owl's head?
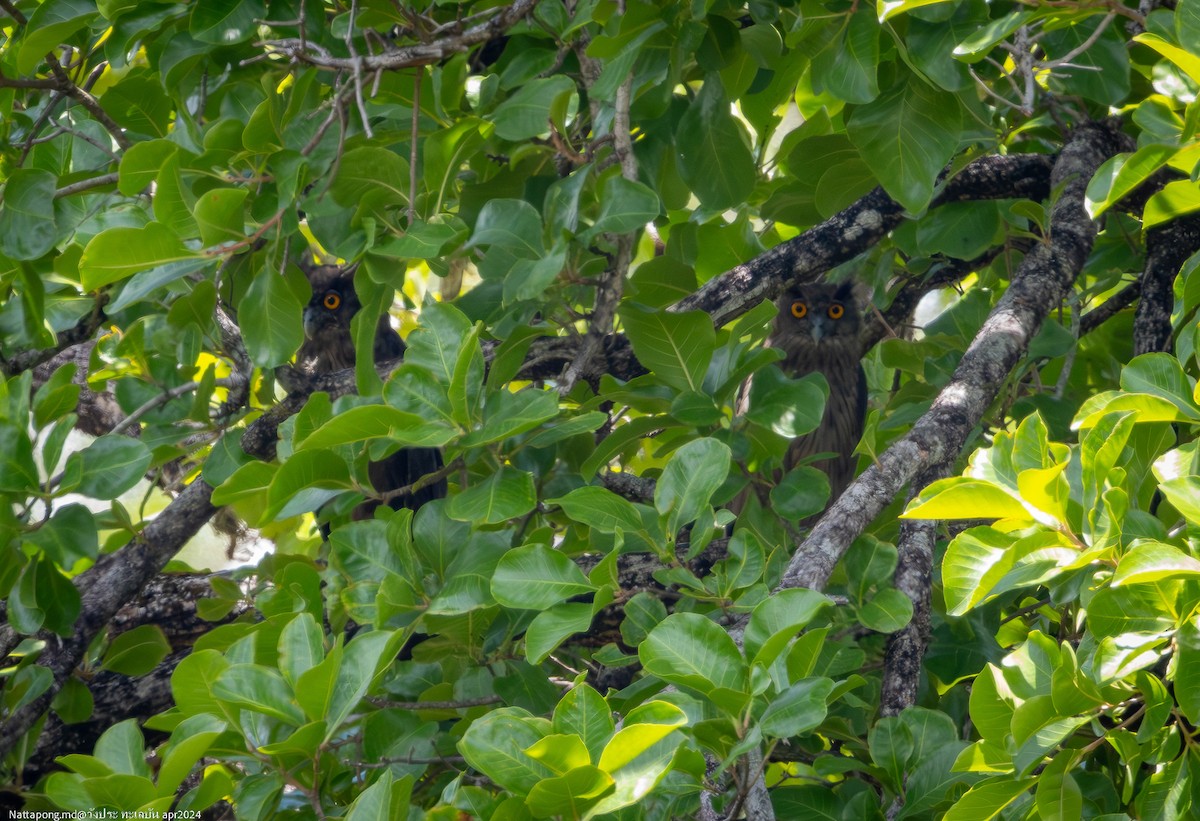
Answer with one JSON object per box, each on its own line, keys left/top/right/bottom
{"left": 774, "top": 281, "right": 861, "bottom": 345}
{"left": 302, "top": 263, "right": 363, "bottom": 339}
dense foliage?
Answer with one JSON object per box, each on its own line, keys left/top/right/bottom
{"left": 2, "top": 0, "right": 1200, "bottom": 818}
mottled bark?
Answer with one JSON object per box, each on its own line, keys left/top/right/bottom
{"left": 1136, "top": 214, "right": 1200, "bottom": 355}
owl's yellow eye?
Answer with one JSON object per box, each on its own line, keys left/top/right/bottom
{"left": 828, "top": 303, "right": 844, "bottom": 319}
{"left": 323, "top": 292, "right": 341, "bottom": 310}
{"left": 790, "top": 301, "right": 807, "bottom": 319}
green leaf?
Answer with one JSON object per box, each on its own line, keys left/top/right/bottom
{"left": 847, "top": 77, "right": 963, "bottom": 212}
{"left": 526, "top": 765, "right": 614, "bottom": 818}
{"left": 744, "top": 589, "right": 832, "bottom": 669}
{"left": 375, "top": 220, "right": 464, "bottom": 260}
{"left": 553, "top": 684, "right": 615, "bottom": 763}
{"left": 1179, "top": 0, "right": 1200, "bottom": 45}
{"left": 458, "top": 707, "right": 555, "bottom": 794}
{"left": 213, "top": 664, "right": 306, "bottom": 725}
{"left": 0, "top": 424, "right": 39, "bottom": 493}
{"left": 240, "top": 269, "right": 305, "bottom": 368}
{"left": 812, "top": 9, "right": 879, "bottom": 104}
{"left": 1042, "top": 17, "right": 1129, "bottom": 105}
{"left": 547, "top": 486, "right": 644, "bottom": 533}
{"left": 953, "top": 12, "right": 1034, "bottom": 62}
{"left": 330, "top": 147, "right": 409, "bottom": 208}
{"left": 760, "top": 677, "right": 835, "bottom": 738}
{"left": 585, "top": 174, "right": 661, "bottom": 239}
{"left": 10, "top": 555, "right": 81, "bottom": 635}
{"left": 525, "top": 602, "right": 596, "bottom": 663}
{"left": 1088, "top": 582, "right": 1180, "bottom": 639}
{"left": 80, "top": 223, "right": 200, "bottom": 291}
{"left": 423, "top": 117, "right": 492, "bottom": 203}
{"left": 469, "top": 199, "right": 544, "bottom": 258}
{"left": 156, "top": 715, "right": 224, "bottom": 797}
{"left": 941, "top": 527, "right": 1014, "bottom": 617}
{"left": 1175, "top": 619, "right": 1200, "bottom": 724}
{"left": 0, "top": 169, "right": 58, "bottom": 260}
{"left": 94, "top": 719, "right": 152, "bottom": 778}
{"left": 117, "top": 140, "right": 178, "bottom": 197}
{"left": 493, "top": 76, "right": 577, "bottom": 140}
{"left": 640, "top": 613, "right": 749, "bottom": 716}
{"left": 1085, "top": 145, "right": 1177, "bottom": 219}
{"left": 404, "top": 302, "right": 473, "bottom": 383}
{"left": 903, "top": 478, "right": 1032, "bottom": 521}
{"left": 858, "top": 588, "right": 915, "bottom": 633}
{"left": 101, "top": 76, "right": 173, "bottom": 137}
{"left": 190, "top": 0, "right": 266, "bottom": 44}
{"left": 194, "top": 188, "right": 248, "bottom": 247}
{"left": 943, "top": 776, "right": 1035, "bottom": 820}
{"left": 462, "top": 388, "right": 559, "bottom": 447}
{"left": 1113, "top": 541, "right": 1200, "bottom": 586}
{"left": 654, "top": 437, "right": 731, "bottom": 533}
{"left": 747, "top": 366, "right": 827, "bottom": 438}
{"left": 299, "top": 405, "right": 455, "bottom": 450}
{"left": 171, "top": 649, "right": 229, "bottom": 716}
{"left": 210, "top": 461, "right": 276, "bottom": 508}
{"left": 278, "top": 613, "right": 325, "bottom": 687}
{"left": 295, "top": 644, "right": 340, "bottom": 724}
{"left": 769, "top": 465, "right": 831, "bottom": 521}
{"left": 493, "top": 543, "right": 597, "bottom": 610}
{"left": 878, "top": 0, "right": 955, "bottom": 21}
{"left": 675, "top": 80, "right": 757, "bottom": 209}
{"left": 1161, "top": 477, "right": 1200, "bottom": 525}
{"left": 1073, "top": 390, "right": 1196, "bottom": 428}
{"left": 1121, "top": 353, "right": 1200, "bottom": 416}
{"left": 265, "top": 449, "right": 351, "bottom": 520}
{"left": 502, "top": 247, "right": 568, "bottom": 305}
{"left": 384, "top": 364, "right": 455, "bottom": 423}
{"left": 25, "top": 504, "right": 98, "bottom": 568}
{"left": 447, "top": 467, "right": 537, "bottom": 524}
{"left": 345, "top": 770, "right": 395, "bottom": 821}
{"left": 591, "top": 702, "right": 686, "bottom": 815}
{"left": 64, "top": 435, "right": 152, "bottom": 499}
{"left": 1146, "top": 178, "right": 1200, "bottom": 228}
{"left": 1135, "top": 33, "right": 1200, "bottom": 85}
{"left": 101, "top": 625, "right": 171, "bottom": 676}
{"left": 327, "top": 631, "right": 398, "bottom": 735}
{"left": 17, "top": 0, "right": 98, "bottom": 74}
{"left": 619, "top": 304, "right": 715, "bottom": 393}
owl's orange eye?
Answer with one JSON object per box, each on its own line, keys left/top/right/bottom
{"left": 828, "top": 303, "right": 844, "bottom": 319}
{"left": 790, "top": 301, "right": 807, "bottom": 319}
{"left": 323, "top": 292, "right": 341, "bottom": 310}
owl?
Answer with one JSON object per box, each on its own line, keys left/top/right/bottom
{"left": 297, "top": 263, "right": 446, "bottom": 518}
{"left": 767, "top": 281, "right": 867, "bottom": 506}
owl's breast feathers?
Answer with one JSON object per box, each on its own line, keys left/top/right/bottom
{"left": 295, "top": 266, "right": 445, "bottom": 516}
{"left": 781, "top": 338, "right": 867, "bottom": 502}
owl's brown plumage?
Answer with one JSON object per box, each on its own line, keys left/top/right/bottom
{"left": 298, "top": 263, "right": 446, "bottom": 519}
{"left": 768, "top": 281, "right": 867, "bottom": 504}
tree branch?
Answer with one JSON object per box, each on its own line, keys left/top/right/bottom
{"left": 256, "top": 0, "right": 537, "bottom": 71}
{"left": 1136, "top": 214, "right": 1200, "bottom": 355}
{"left": 674, "top": 153, "right": 1053, "bottom": 328}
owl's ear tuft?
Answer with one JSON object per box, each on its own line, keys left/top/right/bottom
{"left": 834, "top": 278, "right": 873, "bottom": 308}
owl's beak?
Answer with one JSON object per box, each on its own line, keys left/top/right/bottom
{"left": 809, "top": 318, "right": 828, "bottom": 342}
{"left": 302, "top": 306, "right": 320, "bottom": 340}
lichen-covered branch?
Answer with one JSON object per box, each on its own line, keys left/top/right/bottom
{"left": 674, "top": 153, "right": 1053, "bottom": 328}
{"left": 1136, "top": 214, "right": 1200, "bottom": 355}
{"left": 257, "top": 0, "right": 537, "bottom": 71}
